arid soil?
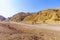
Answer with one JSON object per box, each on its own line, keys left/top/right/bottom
{"left": 0, "top": 21, "right": 60, "bottom": 40}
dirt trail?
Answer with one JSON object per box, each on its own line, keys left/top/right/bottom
{"left": 9, "top": 22, "right": 60, "bottom": 31}
{"left": 0, "top": 21, "right": 60, "bottom": 31}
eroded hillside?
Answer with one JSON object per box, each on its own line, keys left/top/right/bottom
{"left": 9, "top": 12, "right": 31, "bottom": 22}
{"left": 23, "top": 9, "right": 60, "bottom": 23}
{"left": 9, "top": 8, "right": 60, "bottom": 24}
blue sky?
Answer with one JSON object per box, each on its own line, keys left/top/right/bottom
{"left": 0, "top": 0, "right": 60, "bottom": 18}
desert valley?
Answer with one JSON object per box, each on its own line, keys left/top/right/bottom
{"left": 0, "top": 8, "right": 60, "bottom": 40}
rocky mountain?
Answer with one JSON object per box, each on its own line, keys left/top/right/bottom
{"left": 23, "top": 8, "right": 60, "bottom": 24}
{"left": 9, "top": 8, "right": 60, "bottom": 24}
{"left": 9, "top": 12, "right": 31, "bottom": 22}
{"left": 0, "top": 15, "right": 6, "bottom": 21}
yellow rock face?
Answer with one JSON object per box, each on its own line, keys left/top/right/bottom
{"left": 23, "top": 9, "right": 60, "bottom": 23}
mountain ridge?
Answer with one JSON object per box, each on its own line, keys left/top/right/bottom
{"left": 1, "top": 8, "right": 60, "bottom": 24}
